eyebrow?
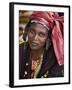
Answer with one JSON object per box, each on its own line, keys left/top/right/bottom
{"left": 29, "top": 27, "right": 48, "bottom": 37}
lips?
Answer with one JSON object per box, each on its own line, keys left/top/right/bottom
{"left": 31, "top": 42, "right": 39, "bottom": 46}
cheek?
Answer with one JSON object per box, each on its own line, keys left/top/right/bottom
{"left": 39, "top": 37, "right": 47, "bottom": 46}
{"left": 28, "top": 32, "right": 33, "bottom": 39}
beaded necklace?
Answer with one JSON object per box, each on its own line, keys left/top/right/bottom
{"left": 31, "top": 52, "right": 44, "bottom": 78}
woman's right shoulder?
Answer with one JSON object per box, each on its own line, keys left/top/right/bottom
{"left": 19, "top": 42, "right": 24, "bottom": 56}
{"left": 19, "top": 42, "right": 29, "bottom": 52}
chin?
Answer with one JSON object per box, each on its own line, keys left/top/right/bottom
{"left": 30, "top": 47, "right": 39, "bottom": 50}
{"left": 29, "top": 45, "right": 40, "bottom": 50}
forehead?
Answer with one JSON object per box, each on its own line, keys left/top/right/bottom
{"left": 29, "top": 23, "right": 48, "bottom": 33}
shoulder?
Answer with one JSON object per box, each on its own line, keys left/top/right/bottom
{"left": 19, "top": 43, "right": 24, "bottom": 57}
{"left": 44, "top": 45, "right": 57, "bottom": 65}
{"left": 19, "top": 42, "right": 30, "bottom": 63}
{"left": 43, "top": 46, "right": 64, "bottom": 77}
{"left": 49, "top": 64, "right": 64, "bottom": 77}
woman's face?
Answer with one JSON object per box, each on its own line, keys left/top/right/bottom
{"left": 28, "top": 23, "right": 48, "bottom": 50}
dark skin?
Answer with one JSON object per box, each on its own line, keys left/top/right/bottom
{"left": 28, "top": 23, "right": 48, "bottom": 60}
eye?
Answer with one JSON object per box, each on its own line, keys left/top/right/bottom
{"left": 39, "top": 33, "right": 46, "bottom": 37}
{"left": 29, "top": 29, "right": 35, "bottom": 35}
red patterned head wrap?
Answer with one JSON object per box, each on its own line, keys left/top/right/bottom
{"left": 30, "top": 11, "right": 64, "bottom": 66}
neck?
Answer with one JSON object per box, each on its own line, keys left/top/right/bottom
{"left": 30, "top": 49, "right": 44, "bottom": 61}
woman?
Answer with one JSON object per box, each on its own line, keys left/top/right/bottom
{"left": 19, "top": 11, "right": 64, "bottom": 79}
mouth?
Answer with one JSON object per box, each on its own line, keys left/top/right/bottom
{"left": 31, "top": 42, "right": 39, "bottom": 46}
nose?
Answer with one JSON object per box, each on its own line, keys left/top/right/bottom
{"left": 34, "top": 34, "right": 38, "bottom": 41}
